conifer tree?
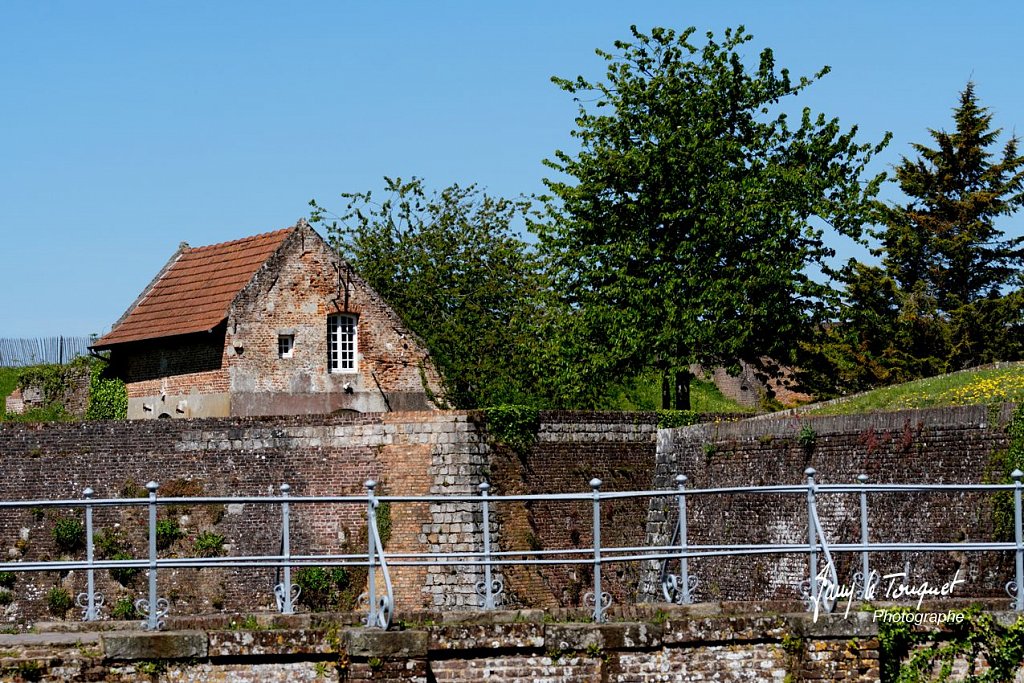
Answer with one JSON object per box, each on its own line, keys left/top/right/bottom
{"left": 874, "top": 83, "right": 1024, "bottom": 369}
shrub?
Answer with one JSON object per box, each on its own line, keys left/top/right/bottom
{"left": 155, "top": 519, "right": 183, "bottom": 550}
{"left": 0, "top": 572, "right": 16, "bottom": 589}
{"left": 295, "top": 567, "right": 355, "bottom": 612}
{"left": 85, "top": 362, "right": 127, "bottom": 420}
{"left": 111, "top": 596, "right": 138, "bottom": 620}
{"left": 109, "top": 552, "right": 139, "bottom": 585}
{"left": 192, "top": 531, "right": 225, "bottom": 558}
{"left": 52, "top": 517, "right": 85, "bottom": 553}
{"left": 47, "top": 587, "right": 72, "bottom": 617}
{"left": 0, "top": 590, "right": 12, "bottom": 606}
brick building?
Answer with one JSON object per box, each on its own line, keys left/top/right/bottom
{"left": 91, "top": 220, "right": 443, "bottom": 419}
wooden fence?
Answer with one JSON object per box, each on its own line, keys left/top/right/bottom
{"left": 0, "top": 337, "right": 93, "bottom": 367}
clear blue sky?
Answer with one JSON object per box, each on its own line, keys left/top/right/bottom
{"left": 3, "top": 2, "right": 1023, "bottom": 337}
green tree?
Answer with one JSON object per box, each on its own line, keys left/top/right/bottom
{"left": 536, "top": 26, "right": 888, "bottom": 408}
{"left": 873, "top": 82, "right": 1024, "bottom": 369}
{"left": 800, "top": 261, "right": 949, "bottom": 396}
{"left": 310, "top": 178, "right": 547, "bottom": 409}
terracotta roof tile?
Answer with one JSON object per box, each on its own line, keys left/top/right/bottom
{"left": 93, "top": 227, "right": 293, "bottom": 348}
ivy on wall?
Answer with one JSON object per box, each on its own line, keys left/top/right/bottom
{"left": 879, "top": 607, "right": 1024, "bottom": 682}
{"left": 988, "top": 404, "right": 1024, "bottom": 541}
{"left": 5, "top": 357, "right": 127, "bottom": 421}
{"left": 483, "top": 405, "right": 540, "bottom": 454}
{"left": 85, "top": 360, "right": 126, "bottom": 420}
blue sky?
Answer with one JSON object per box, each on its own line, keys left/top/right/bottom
{"left": 3, "top": 2, "right": 1023, "bottom": 337}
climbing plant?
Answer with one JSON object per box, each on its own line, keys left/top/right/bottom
{"left": 879, "top": 607, "right": 1024, "bottom": 682}
{"left": 85, "top": 360, "right": 126, "bottom": 420}
{"left": 989, "top": 404, "right": 1024, "bottom": 541}
{"left": 483, "top": 405, "right": 540, "bottom": 454}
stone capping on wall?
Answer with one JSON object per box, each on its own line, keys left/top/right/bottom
{"left": 0, "top": 606, "right": 888, "bottom": 681}
{"left": 660, "top": 402, "right": 1016, "bottom": 444}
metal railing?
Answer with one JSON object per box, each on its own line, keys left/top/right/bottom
{"left": 0, "top": 470, "right": 1021, "bottom": 630}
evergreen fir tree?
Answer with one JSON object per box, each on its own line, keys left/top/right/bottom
{"left": 873, "top": 83, "right": 1024, "bottom": 370}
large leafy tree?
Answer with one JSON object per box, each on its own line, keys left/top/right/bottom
{"left": 536, "top": 26, "right": 888, "bottom": 408}
{"left": 310, "top": 178, "right": 547, "bottom": 409}
{"left": 873, "top": 83, "right": 1024, "bottom": 370}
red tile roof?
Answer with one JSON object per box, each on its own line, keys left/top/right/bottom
{"left": 93, "top": 227, "right": 293, "bottom": 348}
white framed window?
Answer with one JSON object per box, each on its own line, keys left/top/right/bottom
{"left": 278, "top": 334, "right": 294, "bottom": 359}
{"left": 328, "top": 314, "right": 357, "bottom": 373}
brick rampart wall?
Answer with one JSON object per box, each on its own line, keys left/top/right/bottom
{"left": 0, "top": 412, "right": 487, "bottom": 621}
{"left": 488, "top": 412, "right": 658, "bottom": 609}
{"left": 641, "top": 404, "right": 1016, "bottom": 602}
{"left": 0, "top": 404, "right": 1013, "bottom": 625}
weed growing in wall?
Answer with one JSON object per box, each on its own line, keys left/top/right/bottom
{"left": 295, "top": 567, "right": 358, "bottom": 612}
{"left": 46, "top": 587, "right": 72, "bottom": 617}
{"left": 111, "top": 596, "right": 138, "bottom": 620}
{"left": 375, "top": 501, "right": 392, "bottom": 548}
{"left": 155, "top": 519, "right": 183, "bottom": 550}
{"left": 192, "top": 531, "right": 225, "bottom": 558}
{"left": 657, "top": 410, "right": 702, "bottom": 429}
{"left": 798, "top": 425, "right": 817, "bottom": 452}
{"left": 109, "top": 552, "right": 139, "bottom": 585}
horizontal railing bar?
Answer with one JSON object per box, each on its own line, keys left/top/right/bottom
{"left": 0, "top": 539, "right": 1012, "bottom": 575}
{"left": 0, "top": 482, "right": 1010, "bottom": 512}
{"left": 818, "top": 484, "right": 1014, "bottom": 493}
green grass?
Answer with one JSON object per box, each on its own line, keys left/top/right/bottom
{"left": 0, "top": 367, "right": 20, "bottom": 407}
{"left": 809, "top": 363, "right": 1024, "bottom": 416}
{"left": 0, "top": 367, "right": 21, "bottom": 421}
{"left": 606, "top": 371, "right": 752, "bottom": 414}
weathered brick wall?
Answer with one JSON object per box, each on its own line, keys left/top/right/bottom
{"left": 227, "top": 224, "right": 444, "bottom": 415}
{"left": 641, "top": 404, "right": 1016, "bottom": 603}
{"left": 0, "top": 404, "right": 1013, "bottom": 625}
{"left": 0, "top": 609, "right": 885, "bottom": 682}
{"left": 488, "top": 412, "right": 658, "bottom": 610}
{"left": 0, "top": 412, "right": 490, "bottom": 622}
{"left": 116, "top": 328, "right": 229, "bottom": 397}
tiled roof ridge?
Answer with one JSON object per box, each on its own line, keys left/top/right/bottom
{"left": 185, "top": 226, "right": 294, "bottom": 253}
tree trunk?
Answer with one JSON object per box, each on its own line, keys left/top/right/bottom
{"left": 674, "top": 370, "right": 692, "bottom": 411}
{"left": 661, "top": 373, "right": 671, "bottom": 410}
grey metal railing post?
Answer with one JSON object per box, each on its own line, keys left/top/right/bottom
{"left": 589, "top": 478, "right": 607, "bottom": 623}
{"left": 676, "top": 474, "right": 692, "bottom": 604}
{"left": 805, "top": 468, "right": 818, "bottom": 607}
{"left": 279, "top": 484, "right": 294, "bottom": 614}
{"left": 1014, "top": 470, "right": 1023, "bottom": 611}
{"left": 479, "top": 482, "right": 495, "bottom": 609}
{"left": 858, "top": 474, "right": 870, "bottom": 598}
{"left": 365, "top": 480, "right": 378, "bottom": 627}
{"left": 144, "top": 481, "right": 159, "bottom": 630}
{"left": 82, "top": 488, "right": 99, "bottom": 621}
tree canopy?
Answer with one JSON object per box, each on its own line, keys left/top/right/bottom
{"left": 310, "top": 178, "right": 547, "bottom": 409}
{"left": 536, "top": 25, "right": 889, "bottom": 408}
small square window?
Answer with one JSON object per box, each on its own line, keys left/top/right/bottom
{"left": 278, "top": 334, "right": 294, "bottom": 359}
